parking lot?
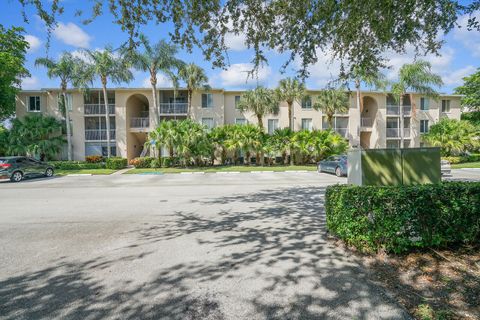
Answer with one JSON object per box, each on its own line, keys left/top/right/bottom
{"left": 2, "top": 170, "right": 475, "bottom": 319}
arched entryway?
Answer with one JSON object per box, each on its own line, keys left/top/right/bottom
{"left": 360, "top": 96, "right": 378, "bottom": 149}
{"left": 126, "top": 94, "right": 150, "bottom": 160}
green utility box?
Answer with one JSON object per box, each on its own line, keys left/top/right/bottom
{"left": 348, "top": 148, "right": 441, "bottom": 186}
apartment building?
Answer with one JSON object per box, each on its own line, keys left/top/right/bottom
{"left": 15, "top": 88, "right": 462, "bottom": 161}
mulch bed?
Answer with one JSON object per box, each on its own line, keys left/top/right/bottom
{"left": 336, "top": 240, "right": 480, "bottom": 319}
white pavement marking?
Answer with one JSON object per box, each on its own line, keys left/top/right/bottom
{"left": 66, "top": 174, "right": 92, "bottom": 176}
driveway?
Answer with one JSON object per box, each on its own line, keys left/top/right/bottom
{"left": 0, "top": 172, "right": 409, "bottom": 319}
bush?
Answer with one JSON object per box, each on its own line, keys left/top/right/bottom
{"left": 325, "top": 182, "right": 480, "bottom": 253}
{"left": 150, "top": 159, "right": 162, "bottom": 168}
{"left": 51, "top": 161, "right": 105, "bottom": 170}
{"left": 105, "top": 157, "right": 127, "bottom": 170}
{"left": 85, "top": 155, "right": 104, "bottom": 163}
{"left": 442, "top": 154, "right": 480, "bottom": 164}
{"left": 441, "top": 156, "right": 462, "bottom": 164}
{"left": 129, "top": 157, "right": 155, "bottom": 168}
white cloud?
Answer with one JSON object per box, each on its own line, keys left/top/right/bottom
{"left": 294, "top": 49, "right": 341, "bottom": 87}
{"left": 442, "top": 65, "right": 477, "bottom": 86}
{"left": 24, "top": 35, "right": 41, "bottom": 52}
{"left": 142, "top": 74, "right": 173, "bottom": 88}
{"left": 53, "top": 22, "right": 91, "bottom": 48}
{"left": 219, "top": 63, "right": 271, "bottom": 87}
{"left": 21, "top": 76, "right": 40, "bottom": 89}
{"left": 453, "top": 13, "right": 480, "bottom": 57}
{"left": 225, "top": 32, "right": 247, "bottom": 51}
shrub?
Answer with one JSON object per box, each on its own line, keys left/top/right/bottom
{"left": 441, "top": 156, "right": 462, "bottom": 164}
{"left": 150, "top": 159, "right": 161, "bottom": 168}
{"left": 325, "top": 182, "right": 480, "bottom": 253}
{"left": 442, "top": 154, "right": 480, "bottom": 164}
{"left": 105, "top": 157, "right": 127, "bottom": 170}
{"left": 129, "top": 157, "right": 155, "bottom": 168}
{"left": 85, "top": 155, "right": 104, "bottom": 163}
{"left": 51, "top": 161, "right": 105, "bottom": 170}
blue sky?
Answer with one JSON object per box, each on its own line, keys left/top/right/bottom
{"left": 2, "top": 1, "right": 479, "bottom": 93}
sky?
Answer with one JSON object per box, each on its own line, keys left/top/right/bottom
{"left": 2, "top": 0, "right": 479, "bottom": 94}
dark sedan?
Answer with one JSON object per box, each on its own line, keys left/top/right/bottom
{"left": 0, "top": 156, "right": 54, "bottom": 182}
{"left": 317, "top": 155, "right": 348, "bottom": 177}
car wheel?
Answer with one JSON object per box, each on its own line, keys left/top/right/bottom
{"left": 45, "top": 168, "right": 54, "bottom": 177}
{"left": 335, "top": 167, "right": 342, "bottom": 177}
{"left": 10, "top": 171, "right": 23, "bottom": 182}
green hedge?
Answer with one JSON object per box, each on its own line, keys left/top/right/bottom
{"left": 51, "top": 161, "right": 105, "bottom": 170}
{"left": 105, "top": 157, "right": 127, "bottom": 170}
{"left": 325, "top": 182, "right": 480, "bottom": 253}
{"left": 442, "top": 154, "right": 480, "bottom": 164}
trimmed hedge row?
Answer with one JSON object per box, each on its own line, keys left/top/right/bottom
{"left": 129, "top": 157, "right": 178, "bottom": 168}
{"left": 105, "top": 157, "right": 128, "bottom": 170}
{"left": 442, "top": 154, "right": 480, "bottom": 164}
{"left": 325, "top": 182, "right": 480, "bottom": 253}
{"left": 51, "top": 161, "right": 105, "bottom": 170}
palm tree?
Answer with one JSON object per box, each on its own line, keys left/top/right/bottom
{"left": 209, "top": 125, "right": 229, "bottom": 165}
{"left": 148, "top": 120, "right": 179, "bottom": 160}
{"left": 125, "top": 35, "right": 184, "bottom": 127}
{"left": 351, "top": 66, "right": 388, "bottom": 113}
{"left": 84, "top": 46, "right": 133, "bottom": 157}
{"left": 6, "top": 114, "right": 65, "bottom": 159}
{"left": 237, "top": 87, "right": 279, "bottom": 130}
{"left": 391, "top": 60, "right": 443, "bottom": 145}
{"left": 313, "top": 88, "right": 349, "bottom": 128}
{"left": 179, "top": 63, "right": 209, "bottom": 116}
{"left": 422, "top": 119, "right": 479, "bottom": 156}
{"left": 275, "top": 78, "right": 306, "bottom": 131}
{"left": 238, "top": 124, "right": 262, "bottom": 165}
{"left": 35, "top": 52, "right": 90, "bottom": 160}
{"left": 271, "top": 128, "right": 293, "bottom": 164}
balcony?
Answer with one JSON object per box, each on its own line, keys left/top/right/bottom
{"left": 386, "top": 128, "right": 399, "bottom": 138}
{"left": 130, "top": 117, "right": 149, "bottom": 130}
{"left": 404, "top": 128, "right": 411, "bottom": 138}
{"left": 84, "top": 104, "right": 115, "bottom": 115}
{"left": 85, "top": 129, "right": 116, "bottom": 141}
{"left": 159, "top": 103, "right": 188, "bottom": 114}
{"left": 387, "top": 105, "right": 411, "bottom": 116}
{"left": 403, "top": 105, "right": 412, "bottom": 116}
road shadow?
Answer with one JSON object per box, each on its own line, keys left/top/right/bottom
{"left": 0, "top": 186, "right": 409, "bottom": 319}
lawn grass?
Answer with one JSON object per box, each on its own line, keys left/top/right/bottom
{"left": 55, "top": 169, "right": 117, "bottom": 176}
{"left": 126, "top": 165, "right": 317, "bottom": 174}
{"left": 451, "top": 161, "right": 480, "bottom": 169}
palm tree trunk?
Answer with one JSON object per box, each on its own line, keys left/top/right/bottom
{"left": 61, "top": 88, "right": 72, "bottom": 161}
{"left": 187, "top": 89, "right": 193, "bottom": 118}
{"left": 101, "top": 78, "right": 111, "bottom": 158}
{"left": 256, "top": 114, "right": 264, "bottom": 131}
{"left": 150, "top": 72, "right": 159, "bottom": 128}
{"left": 355, "top": 79, "right": 362, "bottom": 147}
{"left": 288, "top": 102, "right": 293, "bottom": 131}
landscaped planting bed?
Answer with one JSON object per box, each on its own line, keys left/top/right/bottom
{"left": 325, "top": 182, "right": 480, "bottom": 253}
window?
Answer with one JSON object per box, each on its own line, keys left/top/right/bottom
{"left": 386, "top": 94, "right": 397, "bottom": 106}
{"left": 301, "top": 96, "right": 312, "bottom": 109}
{"left": 301, "top": 118, "right": 313, "bottom": 131}
{"left": 420, "top": 97, "right": 430, "bottom": 110}
{"left": 28, "top": 96, "right": 41, "bottom": 112}
{"left": 420, "top": 120, "right": 429, "bottom": 134}
{"left": 235, "top": 118, "right": 247, "bottom": 125}
{"left": 234, "top": 95, "right": 241, "bottom": 109}
{"left": 267, "top": 119, "right": 279, "bottom": 134}
{"left": 386, "top": 140, "right": 400, "bottom": 149}
{"left": 202, "top": 93, "right": 213, "bottom": 108}
{"left": 85, "top": 143, "right": 116, "bottom": 157}
{"left": 201, "top": 117, "right": 214, "bottom": 129}
{"left": 442, "top": 100, "right": 450, "bottom": 113}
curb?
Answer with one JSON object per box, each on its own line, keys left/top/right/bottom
{"left": 66, "top": 174, "right": 93, "bottom": 177}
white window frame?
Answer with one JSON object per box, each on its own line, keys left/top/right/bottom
{"left": 234, "top": 95, "right": 241, "bottom": 109}
{"left": 28, "top": 96, "right": 41, "bottom": 112}
{"left": 301, "top": 96, "right": 312, "bottom": 109}
{"left": 201, "top": 117, "right": 214, "bottom": 129}
{"left": 267, "top": 119, "right": 279, "bottom": 135}
{"left": 301, "top": 118, "right": 313, "bottom": 131}
{"left": 420, "top": 120, "right": 429, "bottom": 134}
{"left": 235, "top": 118, "right": 247, "bottom": 125}
{"left": 420, "top": 97, "right": 429, "bottom": 111}
{"left": 202, "top": 93, "right": 213, "bottom": 108}
{"left": 441, "top": 99, "right": 450, "bottom": 113}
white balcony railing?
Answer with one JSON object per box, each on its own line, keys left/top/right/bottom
{"left": 404, "top": 128, "right": 411, "bottom": 137}
{"left": 85, "top": 129, "right": 116, "bottom": 141}
{"left": 386, "top": 128, "right": 399, "bottom": 138}
{"left": 84, "top": 104, "right": 115, "bottom": 115}
{"left": 130, "top": 117, "right": 149, "bottom": 128}
{"left": 403, "top": 106, "right": 412, "bottom": 116}
{"left": 361, "top": 117, "right": 373, "bottom": 127}
{"left": 387, "top": 105, "right": 411, "bottom": 116}
{"left": 159, "top": 103, "right": 188, "bottom": 114}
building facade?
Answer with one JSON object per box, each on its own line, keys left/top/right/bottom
{"left": 15, "top": 88, "right": 462, "bottom": 161}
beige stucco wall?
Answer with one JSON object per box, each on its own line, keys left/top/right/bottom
{"left": 190, "top": 89, "right": 225, "bottom": 127}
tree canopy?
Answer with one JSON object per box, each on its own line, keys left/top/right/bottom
{"left": 455, "top": 67, "right": 480, "bottom": 111}
{"left": 14, "top": 0, "right": 479, "bottom": 81}
{"left": 0, "top": 24, "right": 29, "bottom": 121}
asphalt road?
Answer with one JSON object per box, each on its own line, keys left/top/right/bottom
{"left": 0, "top": 172, "right": 414, "bottom": 320}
